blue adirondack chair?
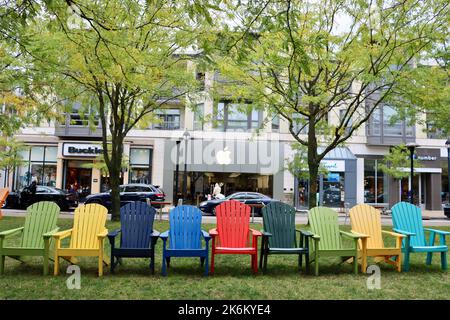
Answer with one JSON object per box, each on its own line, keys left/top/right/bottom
{"left": 391, "top": 202, "right": 449, "bottom": 271}
{"left": 108, "top": 202, "right": 160, "bottom": 274}
{"left": 160, "top": 205, "right": 211, "bottom": 276}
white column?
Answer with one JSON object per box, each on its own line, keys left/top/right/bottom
{"left": 356, "top": 157, "right": 365, "bottom": 204}
{"left": 152, "top": 139, "right": 165, "bottom": 186}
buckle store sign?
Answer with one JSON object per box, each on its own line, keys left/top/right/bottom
{"left": 63, "top": 143, "right": 103, "bottom": 157}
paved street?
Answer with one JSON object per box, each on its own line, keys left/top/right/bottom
{"left": 3, "top": 208, "right": 449, "bottom": 226}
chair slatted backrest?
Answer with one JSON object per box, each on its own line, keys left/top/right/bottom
{"left": 120, "top": 202, "right": 155, "bottom": 249}
{"left": 349, "top": 204, "right": 384, "bottom": 249}
{"left": 70, "top": 203, "right": 108, "bottom": 249}
{"left": 308, "top": 207, "right": 342, "bottom": 250}
{"left": 262, "top": 201, "right": 296, "bottom": 248}
{"left": 169, "top": 205, "right": 202, "bottom": 249}
{"left": 391, "top": 202, "right": 426, "bottom": 247}
{"left": 216, "top": 200, "right": 251, "bottom": 248}
{"left": 21, "top": 201, "right": 60, "bottom": 248}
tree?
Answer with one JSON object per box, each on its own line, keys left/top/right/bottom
{"left": 27, "top": 0, "right": 220, "bottom": 219}
{"left": 211, "top": 0, "right": 449, "bottom": 208}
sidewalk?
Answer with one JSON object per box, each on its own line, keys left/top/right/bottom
{"left": 2, "top": 209, "right": 449, "bottom": 226}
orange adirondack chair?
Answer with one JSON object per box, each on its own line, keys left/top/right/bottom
{"left": 209, "top": 200, "right": 262, "bottom": 274}
{"left": 0, "top": 188, "right": 9, "bottom": 220}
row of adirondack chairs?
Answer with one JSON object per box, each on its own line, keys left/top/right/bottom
{"left": 0, "top": 200, "right": 448, "bottom": 276}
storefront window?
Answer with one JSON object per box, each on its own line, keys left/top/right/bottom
{"left": 14, "top": 146, "right": 58, "bottom": 190}
{"left": 323, "top": 172, "right": 344, "bottom": 207}
{"left": 129, "top": 148, "right": 152, "bottom": 184}
{"left": 364, "top": 159, "right": 387, "bottom": 204}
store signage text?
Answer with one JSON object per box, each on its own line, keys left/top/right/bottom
{"left": 321, "top": 160, "right": 345, "bottom": 172}
{"left": 63, "top": 143, "right": 103, "bottom": 157}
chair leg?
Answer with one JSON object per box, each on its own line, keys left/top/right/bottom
{"left": 403, "top": 251, "right": 410, "bottom": 272}
{"left": 150, "top": 253, "right": 155, "bottom": 275}
{"left": 204, "top": 252, "right": 209, "bottom": 277}
{"left": 396, "top": 254, "right": 402, "bottom": 272}
{"left": 252, "top": 254, "right": 258, "bottom": 274}
{"left": 210, "top": 251, "right": 215, "bottom": 274}
{"left": 259, "top": 239, "right": 264, "bottom": 269}
{"left": 426, "top": 252, "right": 433, "bottom": 265}
{"left": 263, "top": 252, "right": 268, "bottom": 273}
{"left": 98, "top": 256, "right": 103, "bottom": 277}
{"left": 441, "top": 252, "right": 447, "bottom": 270}
{"left": 161, "top": 254, "right": 167, "bottom": 276}
{"left": 305, "top": 253, "right": 310, "bottom": 274}
{"left": 110, "top": 256, "right": 115, "bottom": 274}
{"left": 54, "top": 253, "right": 59, "bottom": 276}
{"left": 0, "top": 255, "right": 4, "bottom": 275}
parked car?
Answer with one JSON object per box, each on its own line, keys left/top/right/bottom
{"left": 199, "top": 192, "right": 276, "bottom": 216}
{"left": 443, "top": 203, "right": 450, "bottom": 219}
{"left": 5, "top": 186, "right": 78, "bottom": 211}
{"left": 84, "top": 183, "right": 165, "bottom": 211}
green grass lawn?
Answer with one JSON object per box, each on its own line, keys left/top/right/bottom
{"left": 0, "top": 216, "right": 449, "bottom": 300}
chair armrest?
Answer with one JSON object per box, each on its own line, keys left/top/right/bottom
{"left": 393, "top": 228, "right": 415, "bottom": 236}
{"left": 424, "top": 228, "right": 450, "bottom": 236}
{"left": 97, "top": 229, "right": 108, "bottom": 239}
{"left": 209, "top": 228, "right": 218, "bottom": 237}
{"left": 53, "top": 229, "right": 73, "bottom": 240}
{"left": 382, "top": 230, "right": 406, "bottom": 238}
{"left": 151, "top": 229, "right": 160, "bottom": 237}
{"left": 159, "top": 230, "right": 169, "bottom": 239}
{"left": 261, "top": 230, "right": 272, "bottom": 237}
{"left": 0, "top": 227, "right": 24, "bottom": 238}
{"left": 201, "top": 230, "right": 211, "bottom": 240}
{"left": 107, "top": 228, "right": 121, "bottom": 239}
{"left": 298, "top": 229, "right": 314, "bottom": 237}
{"left": 43, "top": 227, "right": 60, "bottom": 239}
{"left": 250, "top": 228, "right": 262, "bottom": 237}
{"left": 341, "top": 230, "right": 369, "bottom": 239}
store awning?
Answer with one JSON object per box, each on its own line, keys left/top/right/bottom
{"left": 318, "top": 147, "right": 357, "bottom": 160}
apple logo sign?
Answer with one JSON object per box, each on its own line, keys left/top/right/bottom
{"left": 216, "top": 147, "right": 232, "bottom": 165}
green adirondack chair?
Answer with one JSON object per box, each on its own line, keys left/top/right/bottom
{"left": 306, "top": 206, "right": 369, "bottom": 276}
{"left": 260, "top": 201, "right": 315, "bottom": 274}
{"left": 0, "top": 201, "right": 60, "bottom": 275}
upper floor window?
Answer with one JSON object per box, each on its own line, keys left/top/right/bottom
{"left": 271, "top": 116, "right": 280, "bottom": 132}
{"left": 69, "top": 103, "right": 99, "bottom": 127}
{"left": 367, "top": 105, "right": 414, "bottom": 137}
{"left": 193, "top": 103, "right": 204, "bottom": 131}
{"left": 213, "top": 101, "right": 261, "bottom": 131}
{"left": 152, "top": 108, "right": 181, "bottom": 130}
{"left": 292, "top": 113, "right": 308, "bottom": 135}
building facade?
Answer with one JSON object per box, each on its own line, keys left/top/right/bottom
{"left": 1, "top": 70, "right": 448, "bottom": 211}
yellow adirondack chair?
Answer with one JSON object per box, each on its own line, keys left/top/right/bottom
{"left": 53, "top": 204, "right": 109, "bottom": 276}
{"left": 349, "top": 204, "right": 405, "bottom": 272}
{"left": 0, "top": 188, "right": 9, "bottom": 220}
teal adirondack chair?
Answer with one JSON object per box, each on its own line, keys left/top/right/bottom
{"left": 260, "top": 201, "right": 314, "bottom": 274}
{"left": 306, "top": 206, "right": 369, "bottom": 275}
{"left": 0, "top": 201, "right": 60, "bottom": 275}
{"left": 391, "top": 202, "right": 449, "bottom": 271}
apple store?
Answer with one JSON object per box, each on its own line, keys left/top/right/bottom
{"left": 162, "top": 138, "right": 285, "bottom": 205}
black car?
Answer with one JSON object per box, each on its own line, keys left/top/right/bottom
{"left": 443, "top": 203, "right": 450, "bottom": 219}
{"left": 84, "top": 183, "right": 165, "bottom": 211}
{"left": 199, "top": 192, "right": 276, "bottom": 216}
{"left": 5, "top": 186, "right": 78, "bottom": 211}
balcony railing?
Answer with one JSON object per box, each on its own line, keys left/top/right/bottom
{"left": 150, "top": 121, "right": 181, "bottom": 130}
{"left": 55, "top": 113, "right": 102, "bottom": 137}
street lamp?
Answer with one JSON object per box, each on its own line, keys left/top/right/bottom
{"left": 182, "top": 129, "right": 190, "bottom": 201}
{"left": 406, "top": 142, "right": 419, "bottom": 204}
{"left": 445, "top": 139, "right": 450, "bottom": 203}
{"left": 174, "top": 140, "right": 181, "bottom": 205}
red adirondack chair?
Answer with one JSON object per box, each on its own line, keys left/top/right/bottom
{"left": 209, "top": 200, "right": 262, "bottom": 274}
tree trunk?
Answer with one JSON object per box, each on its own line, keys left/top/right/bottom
{"left": 108, "top": 134, "right": 124, "bottom": 221}
{"left": 307, "top": 112, "right": 319, "bottom": 209}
